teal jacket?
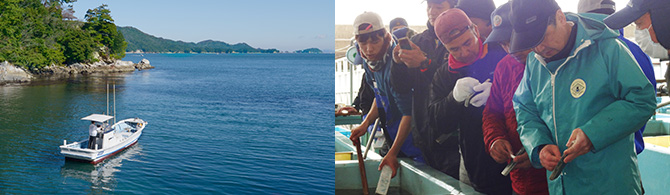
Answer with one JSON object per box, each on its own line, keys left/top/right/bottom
{"left": 513, "top": 13, "right": 656, "bottom": 194}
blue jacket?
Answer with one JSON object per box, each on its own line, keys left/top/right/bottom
{"left": 513, "top": 13, "right": 656, "bottom": 194}
{"left": 363, "top": 43, "right": 422, "bottom": 159}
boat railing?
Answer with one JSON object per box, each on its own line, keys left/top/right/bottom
{"left": 335, "top": 57, "right": 365, "bottom": 105}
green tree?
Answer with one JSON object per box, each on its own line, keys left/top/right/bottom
{"left": 0, "top": 0, "right": 66, "bottom": 70}
{"left": 110, "top": 30, "right": 127, "bottom": 58}
{"left": 83, "top": 4, "right": 126, "bottom": 60}
{"left": 59, "top": 29, "right": 96, "bottom": 64}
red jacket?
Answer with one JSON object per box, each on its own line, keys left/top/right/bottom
{"left": 482, "top": 55, "right": 548, "bottom": 195}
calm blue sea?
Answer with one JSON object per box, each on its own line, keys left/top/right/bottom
{"left": 0, "top": 53, "right": 334, "bottom": 194}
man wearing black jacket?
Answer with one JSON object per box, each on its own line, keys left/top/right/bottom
{"left": 391, "top": 0, "right": 460, "bottom": 179}
{"left": 429, "top": 8, "right": 512, "bottom": 194}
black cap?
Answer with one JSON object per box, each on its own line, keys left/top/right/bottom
{"left": 389, "top": 17, "right": 408, "bottom": 31}
{"left": 484, "top": 2, "right": 512, "bottom": 45}
{"left": 455, "top": 0, "right": 495, "bottom": 21}
{"left": 509, "top": 0, "right": 560, "bottom": 53}
{"left": 605, "top": 0, "right": 670, "bottom": 49}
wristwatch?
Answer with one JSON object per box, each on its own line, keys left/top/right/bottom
{"left": 420, "top": 57, "right": 430, "bottom": 71}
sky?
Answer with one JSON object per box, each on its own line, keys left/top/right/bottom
{"left": 335, "top": 0, "right": 631, "bottom": 26}
{"left": 71, "top": 0, "right": 335, "bottom": 52}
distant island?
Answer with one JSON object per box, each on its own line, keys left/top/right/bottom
{"left": 294, "top": 48, "right": 323, "bottom": 54}
{"left": 118, "top": 26, "right": 280, "bottom": 54}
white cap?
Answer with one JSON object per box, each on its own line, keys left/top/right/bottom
{"left": 578, "top": 0, "right": 616, "bottom": 14}
{"left": 353, "top": 12, "right": 385, "bottom": 35}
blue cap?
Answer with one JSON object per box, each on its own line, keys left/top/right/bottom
{"left": 509, "top": 0, "right": 560, "bottom": 53}
{"left": 605, "top": 0, "right": 670, "bottom": 48}
{"left": 389, "top": 17, "right": 408, "bottom": 31}
{"left": 484, "top": 2, "right": 512, "bottom": 45}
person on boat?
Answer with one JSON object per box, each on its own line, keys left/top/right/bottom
{"left": 481, "top": 3, "right": 549, "bottom": 195}
{"left": 509, "top": 0, "right": 656, "bottom": 193}
{"left": 88, "top": 121, "right": 98, "bottom": 149}
{"left": 388, "top": 17, "right": 416, "bottom": 40}
{"left": 348, "top": 11, "right": 424, "bottom": 179}
{"left": 604, "top": 0, "right": 670, "bottom": 51}
{"left": 390, "top": 0, "right": 461, "bottom": 179}
{"left": 602, "top": 0, "right": 670, "bottom": 93}
{"left": 454, "top": 0, "right": 495, "bottom": 40}
{"left": 429, "top": 8, "right": 511, "bottom": 194}
{"left": 578, "top": 0, "right": 656, "bottom": 155}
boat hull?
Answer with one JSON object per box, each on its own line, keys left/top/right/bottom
{"left": 60, "top": 118, "right": 145, "bottom": 164}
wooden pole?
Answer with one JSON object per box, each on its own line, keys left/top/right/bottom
{"left": 355, "top": 138, "right": 369, "bottom": 195}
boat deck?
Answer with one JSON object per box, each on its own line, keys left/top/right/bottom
{"left": 335, "top": 132, "right": 482, "bottom": 195}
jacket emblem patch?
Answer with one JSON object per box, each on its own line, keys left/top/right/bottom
{"left": 570, "top": 78, "right": 586, "bottom": 98}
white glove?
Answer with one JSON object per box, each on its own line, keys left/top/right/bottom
{"left": 453, "top": 77, "right": 480, "bottom": 102}
{"left": 470, "top": 80, "right": 492, "bottom": 107}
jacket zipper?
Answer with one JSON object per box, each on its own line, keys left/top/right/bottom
{"left": 551, "top": 75, "right": 558, "bottom": 144}
{"left": 538, "top": 40, "right": 592, "bottom": 145}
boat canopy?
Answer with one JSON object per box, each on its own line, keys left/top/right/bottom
{"left": 81, "top": 114, "right": 114, "bottom": 122}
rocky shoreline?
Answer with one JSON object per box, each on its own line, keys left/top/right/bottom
{"left": 0, "top": 59, "right": 154, "bottom": 85}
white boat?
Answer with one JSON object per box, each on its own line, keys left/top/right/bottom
{"left": 60, "top": 114, "right": 147, "bottom": 164}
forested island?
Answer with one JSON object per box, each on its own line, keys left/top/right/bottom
{"left": 294, "top": 48, "right": 323, "bottom": 53}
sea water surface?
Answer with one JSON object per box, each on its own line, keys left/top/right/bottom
{"left": 0, "top": 53, "right": 334, "bottom": 194}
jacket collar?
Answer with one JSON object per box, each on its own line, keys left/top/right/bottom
{"left": 534, "top": 13, "right": 612, "bottom": 73}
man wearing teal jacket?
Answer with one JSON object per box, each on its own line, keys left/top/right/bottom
{"left": 509, "top": 0, "right": 656, "bottom": 194}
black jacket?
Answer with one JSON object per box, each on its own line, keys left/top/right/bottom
{"left": 391, "top": 23, "right": 460, "bottom": 178}
{"left": 428, "top": 44, "right": 511, "bottom": 194}
{"left": 353, "top": 72, "right": 375, "bottom": 116}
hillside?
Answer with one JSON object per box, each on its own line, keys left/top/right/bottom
{"left": 118, "top": 26, "right": 278, "bottom": 53}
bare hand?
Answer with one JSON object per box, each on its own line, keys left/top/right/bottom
{"left": 392, "top": 45, "right": 402, "bottom": 64}
{"left": 489, "top": 139, "right": 513, "bottom": 163}
{"left": 539, "top": 144, "right": 561, "bottom": 171}
{"left": 513, "top": 152, "right": 531, "bottom": 169}
{"left": 397, "top": 41, "right": 426, "bottom": 68}
{"left": 379, "top": 154, "right": 400, "bottom": 178}
{"left": 335, "top": 106, "right": 359, "bottom": 116}
{"left": 349, "top": 124, "right": 368, "bottom": 146}
{"left": 563, "top": 128, "right": 593, "bottom": 163}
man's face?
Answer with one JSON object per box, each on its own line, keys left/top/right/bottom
{"left": 427, "top": 1, "right": 452, "bottom": 26}
{"left": 533, "top": 11, "right": 569, "bottom": 59}
{"left": 357, "top": 32, "right": 385, "bottom": 61}
{"left": 511, "top": 49, "right": 531, "bottom": 64}
{"left": 470, "top": 18, "right": 491, "bottom": 40}
{"left": 634, "top": 12, "right": 658, "bottom": 43}
{"left": 500, "top": 41, "right": 530, "bottom": 64}
{"left": 444, "top": 26, "right": 480, "bottom": 64}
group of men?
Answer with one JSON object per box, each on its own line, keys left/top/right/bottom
{"left": 348, "top": 0, "right": 670, "bottom": 194}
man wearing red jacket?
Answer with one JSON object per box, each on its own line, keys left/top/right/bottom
{"left": 481, "top": 3, "right": 549, "bottom": 195}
